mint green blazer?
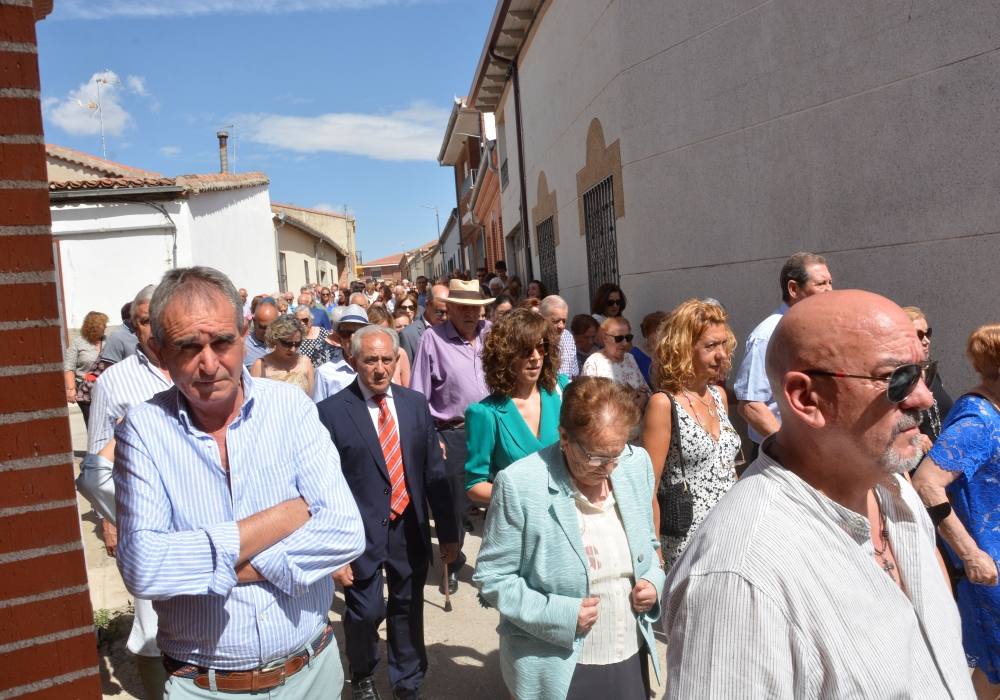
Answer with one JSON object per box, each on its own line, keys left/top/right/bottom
{"left": 473, "top": 443, "right": 664, "bottom": 700}
{"left": 464, "top": 375, "right": 570, "bottom": 492}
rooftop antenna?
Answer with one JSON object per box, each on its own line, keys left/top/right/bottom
{"left": 92, "top": 72, "right": 120, "bottom": 160}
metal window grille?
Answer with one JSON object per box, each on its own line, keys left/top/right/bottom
{"left": 536, "top": 216, "right": 559, "bottom": 294}
{"left": 500, "top": 160, "right": 509, "bottom": 190}
{"left": 582, "top": 176, "right": 620, "bottom": 300}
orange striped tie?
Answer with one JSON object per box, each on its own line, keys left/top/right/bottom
{"left": 375, "top": 394, "right": 409, "bottom": 520}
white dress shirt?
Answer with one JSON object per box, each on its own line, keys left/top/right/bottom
{"left": 357, "top": 381, "right": 399, "bottom": 432}
{"left": 312, "top": 358, "right": 357, "bottom": 403}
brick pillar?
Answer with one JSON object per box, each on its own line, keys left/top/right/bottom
{"left": 0, "top": 1, "right": 102, "bottom": 698}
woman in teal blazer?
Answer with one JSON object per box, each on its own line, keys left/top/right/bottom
{"left": 473, "top": 377, "right": 664, "bottom": 700}
{"left": 466, "top": 309, "right": 569, "bottom": 504}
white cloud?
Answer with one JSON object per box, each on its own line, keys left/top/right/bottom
{"left": 125, "top": 75, "right": 148, "bottom": 96}
{"left": 237, "top": 101, "right": 451, "bottom": 162}
{"left": 44, "top": 70, "right": 132, "bottom": 136}
{"left": 54, "top": 0, "right": 424, "bottom": 19}
{"left": 159, "top": 145, "right": 181, "bottom": 157}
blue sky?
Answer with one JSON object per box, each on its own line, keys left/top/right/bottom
{"left": 37, "top": 0, "right": 495, "bottom": 261}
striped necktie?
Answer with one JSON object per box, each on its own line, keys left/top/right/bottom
{"left": 375, "top": 394, "right": 409, "bottom": 519}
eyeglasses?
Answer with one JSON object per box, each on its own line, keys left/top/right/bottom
{"left": 606, "top": 298, "right": 622, "bottom": 307}
{"left": 433, "top": 309, "right": 447, "bottom": 317}
{"left": 917, "top": 328, "right": 933, "bottom": 342}
{"left": 277, "top": 339, "right": 302, "bottom": 350}
{"left": 573, "top": 441, "right": 634, "bottom": 468}
{"left": 521, "top": 341, "right": 549, "bottom": 358}
{"left": 297, "top": 316, "right": 312, "bottom": 325}
{"left": 609, "top": 334, "right": 634, "bottom": 344}
{"left": 803, "top": 361, "right": 936, "bottom": 403}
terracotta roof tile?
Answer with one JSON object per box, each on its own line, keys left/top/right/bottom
{"left": 176, "top": 172, "right": 269, "bottom": 193}
{"left": 360, "top": 253, "right": 404, "bottom": 267}
{"left": 271, "top": 202, "right": 350, "bottom": 220}
{"left": 49, "top": 177, "right": 177, "bottom": 191}
{"left": 46, "top": 144, "right": 161, "bottom": 178}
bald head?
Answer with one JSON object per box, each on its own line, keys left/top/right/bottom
{"left": 767, "top": 290, "right": 914, "bottom": 391}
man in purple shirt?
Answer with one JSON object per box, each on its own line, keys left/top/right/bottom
{"left": 410, "top": 279, "right": 493, "bottom": 593}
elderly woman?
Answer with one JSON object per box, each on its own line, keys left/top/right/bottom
{"left": 590, "top": 283, "right": 626, "bottom": 324}
{"left": 64, "top": 310, "right": 108, "bottom": 427}
{"left": 640, "top": 299, "right": 740, "bottom": 567}
{"left": 392, "top": 308, "right": 412, "bottom": 333}
{"left": 474, "top": 377, "right": 663, "bottom": 700}
{"left": 295, "top": 305, "right": 334, "bottom": 367}
{"left": 581, "top": 316, "right": 649, "bottom": 400}
{"left": 465, "top": 309, "right": 569, "bottom": 504}
{"left": 903, "top": 306, "right": 953, "bottom": 445}
{"left": 913, "top": 323, "right": 1000, "bottom": 698}
{"left": 250, "top": 314, "right": 314, "bottom": 395}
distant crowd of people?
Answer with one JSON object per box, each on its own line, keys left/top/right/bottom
{"left": 67, "top": 253, "right": 1000, "bottom": 699}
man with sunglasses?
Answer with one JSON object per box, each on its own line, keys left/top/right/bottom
{"left": 735, "top": 252, "right": 833, "bottom": 455}
{"left": 400, "top": 284, "right": 449, "bottom": 365}
{"left": 313, "top": 305, "right": 369, "bottom": 403}
{"left": 661, "top": 290, "right": 973, "bottom": 698}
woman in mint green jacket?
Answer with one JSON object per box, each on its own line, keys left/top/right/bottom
{"left": 466, "top": 309, "right": 569, "bottom": 504}
{"left": 474, "top": 377, "right": 664, "bottom": 700}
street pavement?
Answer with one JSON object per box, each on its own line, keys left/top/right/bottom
{"left": 69, "top": 406, "right": 668, "bottom": 699}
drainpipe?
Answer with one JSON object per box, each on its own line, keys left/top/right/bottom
{"left": 489, "top": 49, "right": 534, "bottom": 281}
{"left": 274, "top": 212, "right": 287, "bottom": 292}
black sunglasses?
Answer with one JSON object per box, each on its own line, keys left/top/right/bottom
{"left": 609, "top": 333, "right": 634, "bottom": 344}
{"left": 400, "top": 304, "right": 416, "bottom": 310}
{"left": 521, "top": 341, "right": 549, "bottom": 358}
{"left": 606, "top": 298, "right": 622, "bottom": 307}
{"left": 917, "top": 328, "right": 933, "bottom": 342}
{"left": 277, "top": 339, "right": 302, "bottom": 350}
{"left": 803, "top": 361, "right": 936, "bottom": 403}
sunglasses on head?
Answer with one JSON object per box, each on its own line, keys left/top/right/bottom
{"left": 803, "top": 360, "right": 936, "bottom": 403}
{"left": 521, "top": 341, "right": 549, "bottom": 358}
{"left": 277, "top": 339, "right": 302, "bottom": 350}
{"left": 609, "top": 333, "right": 634, "bottom": 344}
{"left": 917, "top": 328, "right": 933, "bottom": 342}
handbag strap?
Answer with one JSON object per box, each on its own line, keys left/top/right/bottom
{"left": 653, "top": 390, "right": 686, "bottom": 481}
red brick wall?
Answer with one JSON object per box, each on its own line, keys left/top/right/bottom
{"left": 0, "top": 1, "right": 101, "bottom": 698}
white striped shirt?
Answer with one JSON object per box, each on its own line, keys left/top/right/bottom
{"left": 662, "top": 441, "right": 974, "bottom": 699}
{"left": 87, "top": 348, "right": 172, "bottom": 454}
{"left": 312, "top": 358, "right": 356, "bottom": 403}
{"left": 113, "top": 371, "right": 365, "bottom": 669}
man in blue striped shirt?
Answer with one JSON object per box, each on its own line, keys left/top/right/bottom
{"left": 113, "top": 266, "right": 365, "bottom": 698}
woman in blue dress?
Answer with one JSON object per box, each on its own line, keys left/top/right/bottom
{"left": 913, "top": 322, "right": 1000, "bottom": 699}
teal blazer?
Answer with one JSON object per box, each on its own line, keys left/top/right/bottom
{"left": 473, "top": 443, "right": 664, "bottom": 700}
{"left": 464, "top": 375, "right": 570, "bottom": 492}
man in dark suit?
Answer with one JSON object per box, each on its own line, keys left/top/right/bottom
{"left": 318, "top": 324, "right": 458, "bottom": 700}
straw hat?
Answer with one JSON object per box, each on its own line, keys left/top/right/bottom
{"left": 446, "top": 279, "right": 495, "bottom": 306}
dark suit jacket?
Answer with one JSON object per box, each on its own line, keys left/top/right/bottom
{"left": 317, "top": 379, "right": 457, "bottom": 579}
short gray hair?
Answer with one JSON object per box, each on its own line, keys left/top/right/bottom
{"left": 131, "top": 284, "right": 157, "bottom": 322}
{"left": 149, "top": 266, "right": 244, "bottom": 345}
{"left": 350, "top": 324, "right": 399, "bottom": 357}
{"left": 349, "top": 292, "right": 368, "bottom": 306}
{"left": 539, "top": 294, "right": 568, "bottom": 317}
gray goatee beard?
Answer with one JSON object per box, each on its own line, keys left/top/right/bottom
{"left": 879, "top": 411, "right": 924, "bottom": 475}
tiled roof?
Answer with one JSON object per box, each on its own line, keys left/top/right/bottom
{"left": 271, "top": 202, "right": 351, "bottom": 220}
{"left": 46, "top": 144, "right": 161, "bottom": 178}
{"left": 175, "top": 172, "right": 269, "bottom": 193}
{"left": 360, "top": 253, "right": 404, "bottom": 267}
{"left": 50, "top": 177, "right": 177, "bottom": 191}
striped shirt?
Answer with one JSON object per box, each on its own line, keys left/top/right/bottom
{"left": 312, "top": 358, "right": 356, "bottom": 403}
{"left": 661, "top": 440, "right": 974, "bottom": 699}
{"left": 87, "top": 348, "right": 172, "bottom": 454}
{"left": 113, "top": 371, "right": 365, "bottom": 669}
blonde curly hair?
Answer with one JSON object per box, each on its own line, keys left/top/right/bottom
{"left": 652, "top": 299, "right": 735, "bottom": 392}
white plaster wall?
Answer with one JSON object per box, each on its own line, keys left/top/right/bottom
{"left": 51, "top": 202, "right": 179, "bottom": 328}
{"left": 503, "top": 0, "right": 1000, "bottom": 390}
{"left": 187, "top": 185, "right": 279, "bottom": 294}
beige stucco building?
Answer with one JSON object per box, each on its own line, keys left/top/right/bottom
{"left": 467, "top": 0, "right": 1000, "bottom": 390}
{"left": 271, "top": 203, "right": 356, "bottom": 292}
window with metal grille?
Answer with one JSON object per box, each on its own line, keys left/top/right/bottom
{"left": 536, "top": 216, "right": 559, "bottom": 294}
{"left": 582, "top": 176, "right": 620, "bottom": 301}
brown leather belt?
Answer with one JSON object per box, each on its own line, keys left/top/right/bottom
{"left": 164, "top": 623, "right": 334, "bottom": 693}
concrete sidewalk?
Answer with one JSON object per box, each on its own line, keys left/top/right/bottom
{"left": 69, "top": 406, "right": 667, "bottom": 699}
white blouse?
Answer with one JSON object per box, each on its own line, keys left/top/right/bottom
{"left": 572, "top": 488, "right": 640, "bottom": 665}
{"left": 581, "top": 352, "right": 649, "bottom": 394}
